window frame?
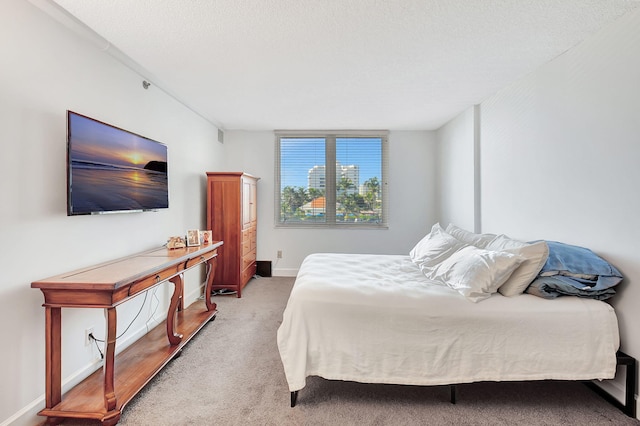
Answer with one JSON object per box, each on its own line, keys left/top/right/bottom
{"left": 275, "top": 130, "right": 389, "bottom": 229}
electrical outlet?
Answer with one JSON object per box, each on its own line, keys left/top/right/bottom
{"left": 277, "top": 250, "right": 282, "bottom": 259}
{"left": 85, "top": 326, "right": 94, "bottom": 347}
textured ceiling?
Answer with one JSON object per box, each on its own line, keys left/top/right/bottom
{"left": 49, "top": 0, "right": 640, "bottom": 130}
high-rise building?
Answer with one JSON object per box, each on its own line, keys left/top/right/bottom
{"left": 307, "top": 165, "right": 326, "bottom": 191}
{"left": 308, "top": 162, "right": 359, "bottom": 195}
{"left": 340, "top": 164, "right": 359, "bottom": 195}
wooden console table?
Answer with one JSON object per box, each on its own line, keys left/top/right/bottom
{"left": 31, "top": 242, "right": 223, "bottom": 425}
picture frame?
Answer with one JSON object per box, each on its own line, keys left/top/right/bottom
{"left": 167, "top": 236, "right": 186, "bottom": 250}
{"left": 200, "top": 230, "right": 213, "bottom": 245}
{"left": 186, "top": 229, "right": 201, "bottom": 247}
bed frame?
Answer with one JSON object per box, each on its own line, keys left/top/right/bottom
{"left": 583, "top": 351, "right": 637, "bottom": 418}
{"left": 290, "top": 351, "right": 637, "bottom": 418}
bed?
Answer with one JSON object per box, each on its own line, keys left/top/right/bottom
{"left": 277, "top": 230, "right": 633, "bottom": 415}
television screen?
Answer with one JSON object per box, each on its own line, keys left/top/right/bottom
{"left": 67, "top": 111, "right": 169, "bottom": 215}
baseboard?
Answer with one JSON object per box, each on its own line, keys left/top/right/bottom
{"left": 4, "top": 354, "right": 107, "bottom": 426}
{"left": 273, "top": 268, "right": 299, "bottom": 277}
{"left": 0, "top": 395, "right": 43, "bottom": 426}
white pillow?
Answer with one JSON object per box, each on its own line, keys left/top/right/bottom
{"left": 422, "top": 245, "right": 525, "bottom": 302}
{"left": 409, "top": 223, "right": 468, "bottom": 268}
{"left": 485, "top": 235, "right": 549, "bottom": 297}
{"left": 445, "top": 224, "right": 496, "bottom": 249}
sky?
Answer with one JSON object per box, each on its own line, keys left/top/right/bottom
{"left": 69, "top": 112, "right": 167, "bottom": 169}
{"left": 280, "top": 137, "right": 382, "bottom": 189}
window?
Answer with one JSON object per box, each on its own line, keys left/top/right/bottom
{"left": 276, "top": 131, "right": 388, "bottom": 227}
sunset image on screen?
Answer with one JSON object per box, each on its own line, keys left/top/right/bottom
{"left": 68, "top": 112, "right": 168, "bottom": 215}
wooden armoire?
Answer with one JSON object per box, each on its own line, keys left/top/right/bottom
{"left": 206, "top": 172, "right": 259, "bottom": 297}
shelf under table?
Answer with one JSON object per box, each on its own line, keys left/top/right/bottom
{"left": 39, "top": 300, "right": 217, "bottom": 423}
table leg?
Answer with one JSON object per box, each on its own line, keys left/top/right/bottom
{"left": 167, "top": 274, "right": 184, "bottom": 345}
{"left": 44, "top": 307, "right": 62, "bottom": 409}
{"left": 103, "top": 307, "right": 117, "bottom": 412}
{"left": 204, "top": 256, "right": 218, "bottom": 312}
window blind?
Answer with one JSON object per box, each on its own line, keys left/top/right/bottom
{"left": 275, "top": 131, "right": 388, "bottom": 227}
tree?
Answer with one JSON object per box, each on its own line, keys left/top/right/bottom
{"left": 336, "top": 178, "right": 364, "bottom": 220}
{"left": 341, "top": 193, "right": 366, "bottom": 218}
{"left": 363, "top": 177, "right": 380, "bottom": 211}
{"left": 308, "top": 187, "right": 324, "bottom": 200}
{"left": 281, "top": 186, "right": 308, "bottom": 216}
{"left": 337, "top": 177, "right": 355, "bottom": 195}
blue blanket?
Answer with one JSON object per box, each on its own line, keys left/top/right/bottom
{"left": 526, "top": 276, "right": 617, "bottom": 300}
{"left": 525, "top": 241, "right": 622, "bottom": 300}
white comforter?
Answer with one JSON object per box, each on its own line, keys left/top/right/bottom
{"left": 277, "top": 253, "right": 620, "bottom": 392}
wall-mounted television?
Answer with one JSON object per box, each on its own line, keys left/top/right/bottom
{"left": 67, "top": 111, "right": 169, "bottom": 215}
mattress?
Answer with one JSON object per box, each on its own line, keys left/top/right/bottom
{"left": 276, "top": 253, "right": 620, "bottom": 392}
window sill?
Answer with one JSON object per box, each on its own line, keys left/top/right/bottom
{"left": 275, "top": 223, "right": 388, "bottom": 230}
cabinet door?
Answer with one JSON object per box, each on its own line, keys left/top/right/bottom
{"left": 242, "top": 178, "right": 252, "bottom": 230}
{"left": 249, "top": 179, "right": 257, "bottom": 226}
{"left": 242, "top": 177, "right": 257, "bottom": 230}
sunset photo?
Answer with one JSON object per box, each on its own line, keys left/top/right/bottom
{"left": 67, "top": 111, "right": 168, "bottom": 214}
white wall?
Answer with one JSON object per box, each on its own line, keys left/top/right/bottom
{"left": 0, "top": 1, "right": 225, "bottom": 424}
{"left": 224, "top": 130, "right": 438, "bottom": 275}
{"left": 436, "top": 106, "right": 476, "bottom": 231}
{"left": 477, "top": 9, "right": 640, "bottom": 414}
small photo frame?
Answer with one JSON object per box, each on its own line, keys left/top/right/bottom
{"left": 167, "top": 236, "right": 186, "bottom": 250}
{"left": 200, "top": 230, "right": 213, "bottom": 245}
{"left": 186, "top": 229, "right": 201, "bottom": 247}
